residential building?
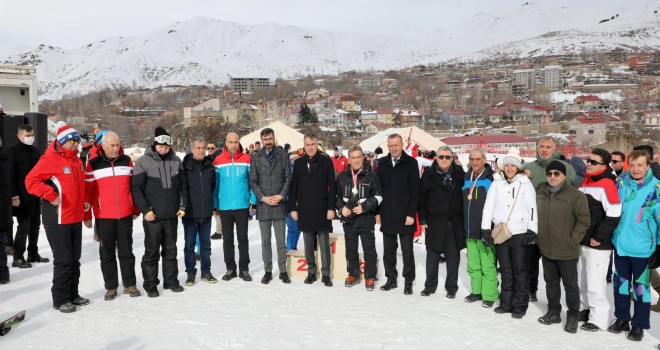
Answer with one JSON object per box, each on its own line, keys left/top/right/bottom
{"left": 543, "top": 65, "right": 562, "bottom": 89}
{"left": 567, "top": 115, "right": 607, "bottom": 146}
{"left": 644, "top": 110, "right": 660, "bottom": 127}
{"left": 441, "top": 134, "right": 536, "bottom": 153}
{"left": 230, "top": 77, "right": 271, "bottom": 92}
{"left": 512, "top": 69, "right": 534, "bottom": 90}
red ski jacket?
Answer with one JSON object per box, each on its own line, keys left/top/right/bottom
{"left": 25, "top": 140, "right": 85, "bottom": 225}
{"left": 84, "top": 147, "right": 139, "bottom": 220}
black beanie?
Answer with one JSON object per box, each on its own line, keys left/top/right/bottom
{"left": 374, "top": 147, "right": 383, "bottom": 155}
{"left": 154, "top": 127, "right": 171, "bottom": 146}
{"left": 546, "top": 160, "right": 566, "bottom": 176}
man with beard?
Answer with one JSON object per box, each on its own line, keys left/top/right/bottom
{"left": 250, "top": 128, "right": 292, "bottom": 284}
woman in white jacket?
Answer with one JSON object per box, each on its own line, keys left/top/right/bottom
{"left": 481, "top": 148, "right": 538, "bottom": 319}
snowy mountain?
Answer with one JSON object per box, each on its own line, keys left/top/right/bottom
{"left": 3, "top": 2, "right": 660, "bottom": 100}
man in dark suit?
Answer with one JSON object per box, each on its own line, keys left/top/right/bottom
{"left": 250, "top": 128, "right": 292, "bottom": 284}
{"left": 375, "top": 134, "right": 420, "bottom": 295}
{"left": 289, "top": 134, "right": 336, "bottom": 287}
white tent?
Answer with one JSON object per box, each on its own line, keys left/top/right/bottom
{"left": 359, "top": 126, "right": 445, "bottom": 155}
{"left": 240, "top": 121, "right": 306, "bottom": 151}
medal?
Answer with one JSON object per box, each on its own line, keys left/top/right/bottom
{"left": 467, "top": 168, "right": 485, "bottom": 201}
{"left": 352, "top": 187, "right": 358, "bottom": 195}
{"left": 467, "top": 194, "right": 472, "bottom": 200}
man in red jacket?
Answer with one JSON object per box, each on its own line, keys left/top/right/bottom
{"left": 84, "top": 131, "right": 141, "bottom": 301}
{"left": 25, "top": 122, "right": 90, "bottom": 313}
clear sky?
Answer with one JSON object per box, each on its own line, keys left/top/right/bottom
{"left": 0, "top": 0, "right": 645, "bottom": 52}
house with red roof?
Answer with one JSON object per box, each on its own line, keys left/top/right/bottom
{"left": 441, "top": 134, "right": 536, "bottom": 153}
{"left": 644, "top": 110, "right": 660, "bottom": 127}
{"left": 567, "top": 114, "right": 607, "bottom": 146}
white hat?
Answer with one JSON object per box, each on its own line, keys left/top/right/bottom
{"left": 502, "top": 147, "right": 523, "bottom": 169}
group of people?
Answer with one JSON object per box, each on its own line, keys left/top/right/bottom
{"left": 0, "top": 122, "right": 659, "bottom": 344}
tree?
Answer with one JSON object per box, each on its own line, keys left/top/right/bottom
{"left": 298, "top": 103, "right": 317, "bottom": 125}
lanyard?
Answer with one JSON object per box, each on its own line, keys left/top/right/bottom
{"left": 467, "top": 168, "right": 485, "bottom": 200}
{"left": 351, "top": 168, "right": 360, "bottom": 194}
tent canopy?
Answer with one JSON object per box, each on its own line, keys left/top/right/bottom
{"left": 359, "top": 126, "right": 445, "bottom": 155}
{"left": 240, "top": 121, "right": 306, "bottom": 151}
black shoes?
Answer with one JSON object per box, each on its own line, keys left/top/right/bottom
{"left": 403, "top": 282, "right": 413, "bottom": 295}
{"left": 607, "top": 319, "right": 631, "bottom": 333}
{"left": 538, "top": 312, "right": 561, "bottom": 325}
{"left": 581, "top": 323, "right": 600, "bottom": 332}
{"left": 0, "top": 275, "right": 8, "bottom": 284}
{"left": 12, "top": 258, "right": 32, "bottom": 269}
{"left": 482, "top": 301, "right": 494, "bottom": 308}
{"left": 380, "top": 279, "right": 397, "bottom": 291}
{"left": 322, "top": 276, "right": 333, "bottom": 287}
{"left": 279, "top": 272, "right": 290, "bottom": 284}
{"left": 54, "top": 302, "right": 76, "bottom": 313}
{"left": 529, "top": 292, "right": 538, "bottom": 302}
{"left": 494, "top": 306, "right": 510, "bottom": 314}
{"left": 511, "top": 312, "right": 524, "bottom": 319}
{"left": 239, "top": 271, "right": 252, "bottom": 282}
{"left": 446, "top": 292, "right": 456, "bottom": 299}
{"left": 464, "top": 293, "right": 482, "bottom": 303}
{"left": 628, "top": 327, "right": 644, "bottom": 341}
{"left": 420, "top": 288, "right": 434, "bottom": 297}
{"left": 222, "top": 270, "right": 237, "bottom": 281}
{"left": 164, "top": 284, "right": 184, "bottom": 293}
{"left": 71, "top": 296, "right": 90, "bottom": 306}
{"left": 210, "top": 232, "right": 222, "bottom": 240}
{"left": 27, "top": 254, "right": 49, "bottom": 263}
{"left": 186, "top": 275, "right": 195, "bottom": 286}
{"left": 201, "top": 273, "right": 218, "bottom": 284}
{"left": 564, "top": 317, "right": 578, "bottom": 333}
{"left": 261, "top": 272, "right": 273, "bottom": 284}
{"left": 146, "top": 289, "right": 159, "bottom": 298}
{"left": 304, "top": 275, "right": 317, "bottom": 284}
{"left": 579, "top": 309, "right": 590, "bottom": 322}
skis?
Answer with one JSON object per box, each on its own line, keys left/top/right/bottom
{"left": 0, "top": 310, "right": 26, "bottom": 336}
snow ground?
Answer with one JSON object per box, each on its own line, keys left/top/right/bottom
{"left": 1, "top": 219, "right": 659, "bottom": 349}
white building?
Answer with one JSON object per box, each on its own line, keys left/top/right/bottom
{"left": 0, "top": 65, "right": 38, "bottom": 115}
{"left": 543, "top": 65, "right": 562, "bottom": 89}
{"left": 512, "top": 69, "right": 534, "bottom": 90}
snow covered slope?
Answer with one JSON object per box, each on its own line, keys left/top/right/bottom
{"left": 1, "top": 218, "right": 659, "bottom": 349}
{"left": 3, "top": 2, "right": 660, "bottom": 100}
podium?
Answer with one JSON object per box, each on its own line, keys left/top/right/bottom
{"left": 286, "top": 232, "right": 378, "bottom": 281}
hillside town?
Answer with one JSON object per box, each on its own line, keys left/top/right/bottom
{"left": 24, "top": 50, "right": 657, "bottom": 159}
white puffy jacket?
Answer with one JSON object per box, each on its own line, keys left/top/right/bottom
{"left": 481, "top": 173, "right": 538, "bottom": 235}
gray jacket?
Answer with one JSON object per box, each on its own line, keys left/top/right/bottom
{"left": 131, "top": 146, "right": 187, "bottom": 219}
{"left": 249, "top": 147, "right": 292, "bottom": 220}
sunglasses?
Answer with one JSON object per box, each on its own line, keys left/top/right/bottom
{"left": 69, "top": 138, "right": 81, "bottom": 144}
{"left": 586, "top": 158, "right": 604, "bottom": 166}
{"left": 437, "top": 155, "right": 452, "bottom": 160}
{"left": 154, "top": 135, "right": 173, "bottom": 145}
{"left": 207, "top": 147, "right": 216, "bottom": 151}
{"left": 611, "top": 159, "right": 622, "bottom": 164}
{"left": 546, "top": 171, "right": 563, "bottom": 178}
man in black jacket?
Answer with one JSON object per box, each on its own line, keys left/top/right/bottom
{"left": 7, "top": 124, "right": 49, "bottom": 268}
{"left": 336, "top": 145, "right": 382, "bottom": 291}
{"left": 289, "top": 134, "right": 336, "bottom": 287}
{"left": 182, "top": 137, "right": 217, "bottom": 286}
{"left": 131, "top": 127, "right": 188, "bottom": 297}
{"left": 376, "top": 134, "right": 420, "bottom": 295}
{"left": 419, "top": 146, "right": 465, "bottom": 298}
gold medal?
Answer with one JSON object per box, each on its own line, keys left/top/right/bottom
{"left": 467, "top": 194, "right": 472, "bottom": 200}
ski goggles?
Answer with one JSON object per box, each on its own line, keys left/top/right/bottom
{"left": 154, "top": 135, "right": 173, "bottom": 145}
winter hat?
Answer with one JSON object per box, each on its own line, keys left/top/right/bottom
{"left": 546, "top": 160, "right": 566, "bottom": 177}
{"left": 56, "top": 121, "right": 80, "bottom": 145}
{"left": 374, "top": 147, "right": 383, "bottom": 155}
{"left": 95, "top": 130, "right": 108, "bottom": 145}
{"left": 502, "top": 147, "right": 523, "bottom": 169}
{"left": 153, "top": 127, "right": 172, "bottom": 146}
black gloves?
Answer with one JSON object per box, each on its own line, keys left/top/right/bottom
{"left": 522, "top": 230, "right": 537, "bottom": 246}
{"left": 482, "top": 229, "right": 493, "bottom": 246}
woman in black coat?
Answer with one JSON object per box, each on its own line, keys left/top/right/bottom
{"left": 418, "top": 147, "right": 465, "bottom": 298}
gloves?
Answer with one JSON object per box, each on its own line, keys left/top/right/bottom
{"left": 481, "top": 229, "right": 493, "bottom": 246}
{"left": 522, "top": 230, "right": 537, "bottom": 246}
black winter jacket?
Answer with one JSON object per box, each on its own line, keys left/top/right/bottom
{"left": 288, "top": 153, "right": 337, "bottom": 232}
{"left": 182, "top": 154, "right": 216, "bottom": 220}
{"left": 336, "top": 166, "right": 382, "bottom": 228}
{"left": 131, "top": 147, "right": 188, "bottom": 219}
{"left": 375, "top": 152, "right": 420, "bottom": 235}
{"left": 419, "top": 162, "right": 466, "bottom": 251}
{"left": 6, "top": 141, "right": 41, "bottom": 217}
